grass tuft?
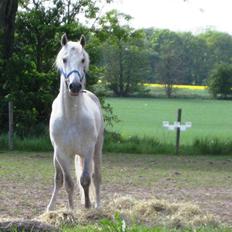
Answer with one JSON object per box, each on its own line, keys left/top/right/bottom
{"left": 192, "top": 138, "right": 232, "bottom": 155}
{"left": 104, "top": 131, "right": 173, "bottom": 154}
{"left": 0, "top": 134, "right": 52, "bottom": 152}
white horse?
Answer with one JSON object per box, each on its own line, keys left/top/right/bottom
{"left": 47, "top": 34, "right": 104, "bottom": 211}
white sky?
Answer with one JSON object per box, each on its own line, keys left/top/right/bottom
{"left": 106, "top": 0, "right": 232, "bottom": 34}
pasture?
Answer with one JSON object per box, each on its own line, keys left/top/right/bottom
{"left": 106, "top": 98, "right": 232, "bottom": 146}
{"left": 1, "top": 152, "right": 232, "bottom": 231}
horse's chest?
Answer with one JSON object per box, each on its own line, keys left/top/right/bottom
{"left": 50, "top": 116, "right": 96, "bottom": 152}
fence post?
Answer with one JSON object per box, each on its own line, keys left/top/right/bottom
{"left": 8, "top": 101, "right": 14, "bottom": 150}
{"left": 176, "top": 108, "right": 182, "bottom": 155}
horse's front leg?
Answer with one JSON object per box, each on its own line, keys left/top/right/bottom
{"left": 47, "top": 154, "right": 63, "bottom": 211}
{"left": 80, "top": 153, "right": 93, "bottom": 208}
{"left": 56, "top": 153, "right": 75, "bottom": 210}
{"left": 48, "top": 150, "right": 75, "bottom": 210}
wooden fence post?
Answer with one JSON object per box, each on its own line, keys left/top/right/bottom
{"left": 176, "top": 108, "right": 182, "bottom": 155}
{"left": 8, "top": 101, "right": 13, "bottom": 150}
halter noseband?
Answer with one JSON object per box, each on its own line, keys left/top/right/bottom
{"left": 59, "top": 69, "right": 85, "bottom": 82}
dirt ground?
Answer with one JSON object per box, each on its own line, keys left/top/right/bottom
{"left": 0, "top": 153, "right": 232, "bottom": 226}
{"left": 1, "top": 181, "right": 232, "bottom": 226}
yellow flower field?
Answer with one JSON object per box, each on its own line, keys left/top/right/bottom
{"left": 144, "top": 83, "right": 207, "bottom": 90}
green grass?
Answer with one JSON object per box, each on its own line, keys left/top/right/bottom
{"left": 2, "top": 98, "right": 232, "bottom": 155}
{"left": 106, "top": 98, "right": 232, "bottom": 146}
{"left": 2, "top": 97, "right": 232, "bottom": 155}
{"left": 0, "top": 134, "right": 52, "bottom": 151}
{"left": 62, "top": 223, "right": 230, "bottom": 232}
{"left": 62, "top": 225, "right": 231, "bottom": 232}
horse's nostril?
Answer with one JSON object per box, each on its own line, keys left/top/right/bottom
{"left": 77, "top": 83, "right": 82, "bottom": 91}
{"left": 69, "top": 83, "right": 73, "bottom": 90}
{"left": 69, "top": 83, "right": 82, "bottom": 93}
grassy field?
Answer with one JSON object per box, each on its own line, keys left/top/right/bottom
{"left": 106, "top": 98, "right": 232, "bottom": 146}
{"left": 0, "top": 152, "right": 232, "bottom": 231}
{"left": 1, "top": 97, "right": 232, "bottom": 155}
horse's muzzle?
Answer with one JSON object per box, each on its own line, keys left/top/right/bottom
{"left": 69, "top": 83, "right": 82, "bottom": 96}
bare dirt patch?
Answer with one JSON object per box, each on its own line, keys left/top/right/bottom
{"left": 0, "top": 152, "right": 232, "bottom": 227}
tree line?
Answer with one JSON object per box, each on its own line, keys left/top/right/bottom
{"left": 1, "top": 0, "right": 232, "bottom": 137}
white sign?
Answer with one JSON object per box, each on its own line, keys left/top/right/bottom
{"left": 162, "top": 121, "right": 192, "bottom": 132}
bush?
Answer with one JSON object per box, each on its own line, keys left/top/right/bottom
{"left": 208, "top": 64, "right": 232, "bottom": 99}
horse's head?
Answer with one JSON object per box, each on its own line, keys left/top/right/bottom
{"left": 56, "top": 33, "right": 89, "bottom": 96}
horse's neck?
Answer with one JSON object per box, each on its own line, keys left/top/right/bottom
{"left": 59, "top": 79, "right": 83, "bottom": 119}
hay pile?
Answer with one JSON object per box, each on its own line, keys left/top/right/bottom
{"left": 38, "top": 196, "right": 218, "bottom": 230}
{"left": 0, "top": 219, "right": 58, "bottom": 232}
{"left": 38, "top": 208, "right": 110, "bottom": 227}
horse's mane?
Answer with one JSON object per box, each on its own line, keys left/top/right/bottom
{"left": 82, "top": 49, "right": 90, "bottom": 72}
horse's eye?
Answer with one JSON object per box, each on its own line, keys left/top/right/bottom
{"left": 63, "top": 58, "right": 67, "bottom": 63}
{"left": 81, "top": 58, "right": 85, "bottom": 63}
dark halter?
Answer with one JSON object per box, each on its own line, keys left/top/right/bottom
{"left": 59, "top": 69, "right": 84, "bottom": 82}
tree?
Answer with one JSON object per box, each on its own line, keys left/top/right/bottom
{"left": 208, "top": 64, "right": 232, "bottom": 99}
{"left": 0, "top": 0, "right": 18, "bottom": 60}
{"left": 0, "top": 0, "right": 113, "bottom": 136}
{"left": 156, "top": 49, "right": 183, "bottom": 98}
{"left": 99, "top": 10, "right": 151, "bottom": 96}
{"left": 151, "top": 30, "right": 184, "bottom": 97}
{"left": 179, "top": 32, "right": 209, "bottom": 85}
{"left": 199, "top": 30, "right": 232, "bottom": 65}
{"left": 0, "top": 0, "right": 19, "bottom": 135}
{"left": 1, "top": 0, "right": 67, "bottom": 136}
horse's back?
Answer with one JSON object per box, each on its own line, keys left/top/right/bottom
{"left": 84, "top": 90, "right": 103, "bottom": 125}
{"left": 85, "top": 90, "right": 101, "bottom": 108}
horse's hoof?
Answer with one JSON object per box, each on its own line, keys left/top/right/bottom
{"left": 95, "top": 203, "right": 101, "bottom": 209}
{"left": 46, "top": 207, "right": 50, "bottom": 212}
{"left": 85, "top": 202, "right": 91, "bottom": 209}
{"left": 46, "top": 205, "right": 55, "bottom": 212}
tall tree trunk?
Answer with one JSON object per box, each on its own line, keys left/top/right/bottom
{"left": 0, "top": 0, "right": 18, "bottom": 60}
{"left": 125, "top": 53, "right": 132, "bottom": 95}
{"left": 118, "top": 44, "right": 124, "bottom": 97}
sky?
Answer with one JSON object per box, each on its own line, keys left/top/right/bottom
{"left": 106, "top": 0, "right": 232, "bottom": 34}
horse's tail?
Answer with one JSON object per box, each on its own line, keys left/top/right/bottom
{"left": 74, "top": 155, "right": 95, "bottom": 205}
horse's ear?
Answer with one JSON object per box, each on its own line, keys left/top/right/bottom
{"left": 80, "top": 35, "right": 86, "bottom": 47}
{"left": 61, "top": 33, "right": 68, "bottom": 46}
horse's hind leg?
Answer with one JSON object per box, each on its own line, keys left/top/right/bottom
{"left": 93, "top": 135, "right": 103, "bottom": 208}
{"left": 75, "top": 156, "right": 85, "bottom": 205}
{"left": 47, "top": 156, "right": 63, "bottom": 211}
